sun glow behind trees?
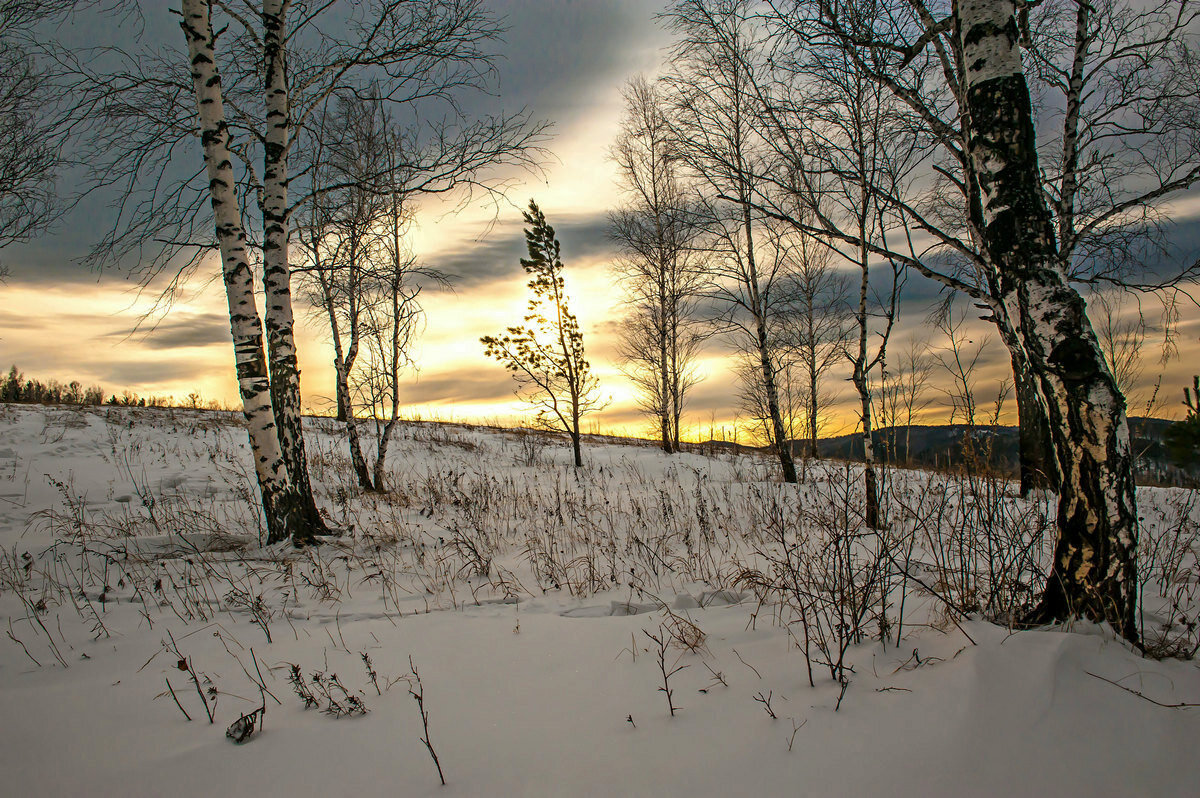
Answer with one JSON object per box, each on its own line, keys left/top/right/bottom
{"left": 0, "top": 1, "right": 1197, "bottom": 443}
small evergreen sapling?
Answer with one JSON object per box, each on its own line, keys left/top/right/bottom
{"left": 482, "top": 200, "right": 603, "bottom": 467}
{"left": 1165, "top": 376, "right": 1200, "bottom": 467}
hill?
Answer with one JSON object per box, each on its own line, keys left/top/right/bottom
{"left": 0, "top": 404, "right": 1196, "bottom": 796}
{"left": 805, "top": 417, "right": 1194, "bottom": 485}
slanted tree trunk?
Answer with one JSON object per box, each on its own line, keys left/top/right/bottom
{"left": 260, "top": 0, "right": 327, "bottom": 542}
{"left": 983, "top": 275, "right": 1060, "bottom": 493}
{"left": 956, "top": 0, "right": 1138, "bottom": 643}
{"left": 180, "top": 0, "right": 305, "bottom": 545}
{"left": 334, "top": 337, "right": 374, "bottom": 492}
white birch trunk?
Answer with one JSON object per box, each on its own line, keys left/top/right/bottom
{"left": 180, "top": 0, "right": 297, "bottom": 543}
{"left": 956, "top": 0, "right": 1139, "bottom": 642}
{"left": 260, "top": 0, "right": 325, "bottom": 537}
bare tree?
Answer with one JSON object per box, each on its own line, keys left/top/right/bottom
{"left": 0, "top": 1, "right": 79, "bottom": 264}
{"left": 56, "top": 0, "right": 546, "bottom": 543}
{"left": 956, "top": 0, "right": 1139, "bottom": 643}
{"left": 177, "top": 0, "right": 308, "bottom": 543}
{"left": 735, "top": 347, "right": 802, "bottom": 448}
{"left": 299, "top": 88, "right": 458, "bottom": 493}
{"left": 356, "top": 257, "right": 436, "bottom": 493}
{"left": 1092, "top": 289, "right": 1153, "bottom": 402}
{"left": 781, "top": 222, "right": 849, "bottom": 459}
{"left": 357, "top": 130, "right": 452, "bottom": 492}
{"left": 889, "top": 335, "right": 935, "bottom": 464}
{"left": 760, "top": 0, "right": 1199, "bottom": 495}
{"left": 610, "top": 75, "right": 707, "bottom": 452}
{"left": 616, "top": 310, "right": 704, "bottom": 450}
{"left": 746, "top": 0, "right": 1144, "bottom": 637}
{"left": 932, "top": 307, "right": 990, "bottom": 429}
{"left": 482, "top": 201, "right": 602, "bottom": 468}
{"left": 768, "top": 17, "right": 914, "bottom": 527}
{"left": 662, "top": 0, "right": 800, "bottom": 483}
{"left": 297, "top": 96, "right": 386, "bottom": 491}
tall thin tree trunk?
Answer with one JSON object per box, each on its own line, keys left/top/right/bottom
{"left": 571, "top": 402, "right": 583, "bottom": 468}
{"left": 742, "top": 202, "right": 797, "bottom": 483}
{"left": 322, "top": 275, "right": 373, "bottom": 491}
{"left": 372, "top": 268, "right": 404, "bottom": 491}
{"left": 180, "top": 0, "right": 303, "bottom": 545}
{"left": 854, "top": 383, "right": 879, "bottom": 529}
{"left": 335, "top": 358, "right": 373, "bottom": 491}
{"left": 806, "top": 300, "right": 820, "bottom": 460}
{"left": 660, "top": 307, "right": 672, "bottom": 454}
{"left": 261, "top": 0, "right": 327, "bottom": 541}
{"left": 957, "top": 0, "right": 1138, "bottom": 643}
{"left": 808, "top": 372, "right": 819, "bottom": 459}
{"left": 853, "top": 201, "right": 880, "bottom": 529}
{"left": 853, "top": 375, "right": 880, "bottom": 528}
{"left": 1008, "top": 332, "right": 1059, "bottom": 494}
{"left": 670, "top": 314, "right": 684, "bottom": 451}
{"left": 341, "top": 244, "right": 373, "bottom": 491}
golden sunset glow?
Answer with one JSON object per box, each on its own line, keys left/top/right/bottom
{"left": 2, "top": 1, "right": 1197, "bottom": 445}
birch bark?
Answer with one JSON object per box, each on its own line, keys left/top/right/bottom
{"left": 261, "top": 0, "right": 327, "bottom": 537}
{"left": 180, "top": 0, "right": 304, "bottom": 544}
{"left": 956, "top": 0, "right": 1139, "bottom": 642}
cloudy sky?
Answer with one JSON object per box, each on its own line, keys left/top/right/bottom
{"left": 1, "top": 0, "right": 1197, "bottom": 440}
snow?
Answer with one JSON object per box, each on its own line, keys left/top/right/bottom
{"left": 0, "top": 403, "right": 1197, "bottom": 796}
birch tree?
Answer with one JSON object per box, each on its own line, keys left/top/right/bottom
{"left": 180, "top": 0, "right": 307, "bottom": 543}
{"left": 297, "top": 98, "right": 383, "bottom": 491}
{"left": 57, "top": 0, "right": 545, "bottom": 543}
{"left": 754, "top": 8, "right": 913, "bottom": 526}
{"left": 355, "top": 118, "right": 451, "bottom": 492}
{"left": 610, "top": 75, "right": 706, "bottom": 452}
{"left": 761, "top": 0, "right": 1199, "bottom": 495}
{"left": 955, "top": 0, "right": 1139, "bottom": 642}
{"left": 663, "top": 0, "right": 801, "bottom": 483}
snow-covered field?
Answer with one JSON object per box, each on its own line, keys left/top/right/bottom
{"left": 0, "top": 403, "right": 1197, "bottom": 797}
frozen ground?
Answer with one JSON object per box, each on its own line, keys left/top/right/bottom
{"left": 0, "top": 404, "right": 1197, "bottom": 796}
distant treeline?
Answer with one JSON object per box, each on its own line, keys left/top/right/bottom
{"left": 1, "top": 365, "right": 228, "bottom": 410}
{"left": 2, "top": 365, "right": 106, "bottom": 406}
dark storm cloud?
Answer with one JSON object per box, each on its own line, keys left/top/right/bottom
{"left": 430, "top": 209, "right": 617, "bottom": 285}
{"left": 116, "top": 314, "right": 231, "bottom": 350}
{"left": 487, "top": 0, "right": 667, "bottom": 120}
{"left": 4, "top": 1, "right": 667, "bottom": 292}
{"left": 101, "top": 359, "right": 221, "bottom": 386}
{"left": 2, "top": 229, "right": 105, "bottom": 287}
